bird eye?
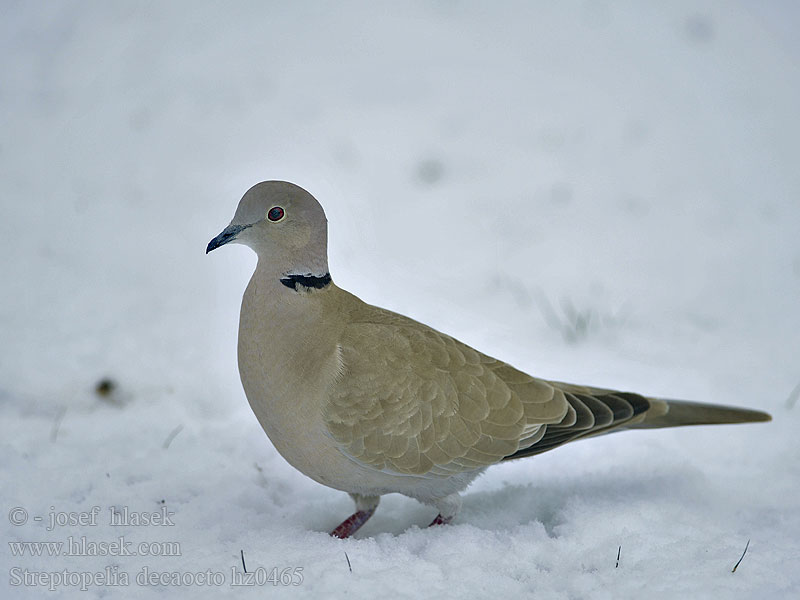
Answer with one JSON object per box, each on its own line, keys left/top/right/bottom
{"left": 267, "top": 206, "right": 285, "bottom": 222}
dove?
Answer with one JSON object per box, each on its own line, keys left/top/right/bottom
{"left": 207, "top": 181, "right": 771, "bottom": 538}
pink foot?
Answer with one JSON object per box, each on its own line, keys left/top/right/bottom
{"left": 428, "top": 514, "right": 453, "bottom": 527}
{"left": 330, "top": 507, "right": 376, "bottom": 539}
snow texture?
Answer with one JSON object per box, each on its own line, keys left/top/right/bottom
{"left": 2, "top": 1, "right": 799, "bottom": 598}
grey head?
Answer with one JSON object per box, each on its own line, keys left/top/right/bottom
{"left": 207, "top": 181, "right": 330, "bottom": 280}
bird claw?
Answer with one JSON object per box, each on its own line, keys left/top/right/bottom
{"left": 428, "top": 514, "right": 452, "bottom": 527}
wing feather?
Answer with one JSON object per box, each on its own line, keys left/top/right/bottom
{"left": 324, "top": 305, "right": 653, "bottom": 475}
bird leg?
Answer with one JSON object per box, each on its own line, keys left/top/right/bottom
{"left": 330, "top": 494, "right": 380, "bottom": 539}
{"left": 426, "top": 493, "right": 461, "bottom": 528}
{"left": 330, "top": 508, "right": 376, "bottom": 538}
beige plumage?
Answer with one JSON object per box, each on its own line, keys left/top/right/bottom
{"left": 207, "top": 181, "right": 771, "bottom": 538}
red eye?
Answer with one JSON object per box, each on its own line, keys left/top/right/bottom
{"left": 267, "top": 206, "right": 285, "bottom": 221}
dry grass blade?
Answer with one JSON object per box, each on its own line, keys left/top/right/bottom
{"left": 50, "top": 407, "right": 67, "bottom": 442}
{"left": 162, "top": 425, "right": 184, "bottom": 449}
{"left": 731, "top": 539, "right": 750, "bottom": 573}
{"left": 785, "top": 381, "right": 800, "bottom": 409}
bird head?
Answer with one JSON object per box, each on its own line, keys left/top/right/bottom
{"left": 207, "top": 181, "right": 329, "bottom": 279}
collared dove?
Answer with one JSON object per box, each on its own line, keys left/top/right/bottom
{"left": 207, "top": 181, "right": 771, "bottom": 538}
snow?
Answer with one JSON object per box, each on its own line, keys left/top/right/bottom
{"left": 2, "top": 1, "right": 799, "bottom": 598}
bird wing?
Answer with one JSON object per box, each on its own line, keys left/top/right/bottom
{"left": 323, "top": 304, "right": 653, "bottom": 476}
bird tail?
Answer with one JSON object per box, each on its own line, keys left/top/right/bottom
{"left": 629, "top": 399, "right": 771, "bottom": 429}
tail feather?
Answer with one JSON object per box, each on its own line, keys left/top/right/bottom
{"left": 631, "top": 399, "right": 772, "bottom": 429}
{"left": 502, "top": 390, "right": 771, "bottom": 462}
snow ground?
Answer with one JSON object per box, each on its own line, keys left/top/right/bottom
{"left": 2, "top": 1, "right": 799, "bottom": 598}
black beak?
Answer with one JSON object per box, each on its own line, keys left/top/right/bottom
{"left": 206, "top": 224, "right": 249, "bottom": 254}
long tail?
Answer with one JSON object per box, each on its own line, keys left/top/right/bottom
{"left": 630, "top": 399, "right": 772, "bottom": 429}
{"left": 501, "top": 388, "right": 772, "bottom": 461}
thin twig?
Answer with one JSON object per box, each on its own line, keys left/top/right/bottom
{"left": 162, "top": 425, "right": 184, "bottom": 449}
{"left": 240, "top": 549, "right": 248, "bottom": 573}
{"left": 615, "top": 545, "right": 621, "bottom": 568}
{"left": 731, "top": 539, "right": 750, "bottom": 573}
{"left": 50, "top": 407, "right": 67, "bottom": 442}
{"left": 344, "top": 552, "right": 352, "bottom": 573}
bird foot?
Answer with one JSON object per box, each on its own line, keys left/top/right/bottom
{"left": 330, "top": 507, "right": 376, "bottom": 539}
{"left": 428, "top": 514, "right": 453, "bottom": 527}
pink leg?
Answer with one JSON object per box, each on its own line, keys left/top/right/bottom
{"left": 428, "top": 514, "right": 453, "bottom": 527}
{"left": 330, "top": 507, "right": 376, "bottom": 539}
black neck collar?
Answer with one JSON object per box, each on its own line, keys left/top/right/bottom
{"left": 280, "top": 273, "right": 332, "bottom": 291}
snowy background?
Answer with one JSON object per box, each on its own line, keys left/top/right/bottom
{"left": 2, "top": 1, "right": 799, "bottom": 598}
